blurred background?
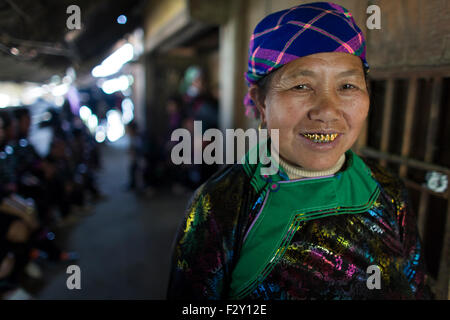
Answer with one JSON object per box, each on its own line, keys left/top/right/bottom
{"left": 0, "top": 0, "right": 448, "bottom": 299}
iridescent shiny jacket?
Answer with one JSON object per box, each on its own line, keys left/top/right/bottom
{"left": 167, "top": 149, "right": 430, "bottom": 300}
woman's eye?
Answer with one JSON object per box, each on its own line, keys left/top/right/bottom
{"left": 341, "top": 84, "right": 357, "bottom": 90}
{"left": 292, "top": 84, "right": 309, "bottom": 90}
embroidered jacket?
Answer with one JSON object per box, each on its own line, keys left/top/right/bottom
{"left": 167, "top": 149, "right": 431, "bottom": 300}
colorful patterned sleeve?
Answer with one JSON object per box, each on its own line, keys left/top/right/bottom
{"left": 367, "top": 158, "right": 433, "bottom": 299}
{"left": 166, "top": 164, "right": 254, "bottom": 300}
{"left": 399, "top": 181, "right": 433, "bottom": 299}
{"left": 166, "top": 185, "right": 226, "bottom": 299}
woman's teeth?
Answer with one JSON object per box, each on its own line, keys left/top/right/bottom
{"left": 302, "top": 133, "right": 339, "bottom": 143}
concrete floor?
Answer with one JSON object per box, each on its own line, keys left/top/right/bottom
{"left": 35, "top": 137, "right": 191, "bottom": 299}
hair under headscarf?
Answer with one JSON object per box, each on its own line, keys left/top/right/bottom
{"left": 244, "top": 2, "right": 369, "bottom": 117}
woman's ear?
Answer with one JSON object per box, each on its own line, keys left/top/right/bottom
{"left": 248, "top": 85, "right": 266, "bottom": 123}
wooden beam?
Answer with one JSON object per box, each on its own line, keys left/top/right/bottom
{"left": 404, "top": 179, "right": 448, "bottom": 200}
{"left": 399, "top": 78, "right": 418, "bottom": 178}
{"left": 380, "top": 79, "right": 395, "bottom": 167}
{"left": 423, "top": 78, "right": 443, "bottom": 162}
{"left": 359, "top": 147, "right": 450, "bottom": 176}
{"left": 417, "top": 78, "right": 443, "bottom": 237}
{"left": 427, "top": 77, "right": 450, "bottom": 300}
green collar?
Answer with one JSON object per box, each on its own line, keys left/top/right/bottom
{"left": 242, "top": 139, "right": 291, "bottom": 192}
{"left": 232, "top": 141, "right": 380, "bottom": 299}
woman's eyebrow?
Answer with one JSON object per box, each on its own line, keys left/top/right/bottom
{"left": 283, "top": 68, "right": 363, "bottom": 80}
{"left": 283, "top": 69, "right": 316, "bottom": 80}
{"left": 337, "top": 69, "right": 364, "bottom": 77}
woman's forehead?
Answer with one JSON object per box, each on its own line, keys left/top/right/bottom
{"left": 277, "top": 53, "right": 364, "bottom": 79}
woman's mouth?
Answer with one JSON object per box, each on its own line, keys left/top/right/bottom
{"left": 301, "top": 133, "right": 340, "bottom": 143}
{"left": 298, "top": 132, "right": 343, "bottom": 151}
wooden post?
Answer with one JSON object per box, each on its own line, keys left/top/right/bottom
{"left": 380, "top": 79, "right": 395, "bottom": 167}
{"left": 417, "top": 78, "right": 443, "bottom": 238}
{"left": 399, "top": 78, "right": 418, "bottom": 178}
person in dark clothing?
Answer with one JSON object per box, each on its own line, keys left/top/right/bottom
{"left": 12, "top": 108, "right": 53, "bottom": 225}
{"left": 180, "top": 66, "right": 219, "bottom": 188}
{"left": 0, "top": 112, "right": 38, "bottom": 297}
{"left": 125, "top": 121, "right": 146, "bottom": 192}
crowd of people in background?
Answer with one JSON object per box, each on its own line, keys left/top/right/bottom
{"left": 0, "top": 103, "right": 102, "bottom": 299}
{"left": 0, "top": 64, "right": 218, "bottom": 299}
{"left": 126, "top": 65, "right": 219, "bottom": 195}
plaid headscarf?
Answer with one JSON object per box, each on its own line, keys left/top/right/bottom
{"left": 244, "top": 2, "right": 369, "bottom": 117}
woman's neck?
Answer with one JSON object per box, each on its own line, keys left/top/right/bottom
{"left": 277, "top": 153, "right": 346, "bottom": 179}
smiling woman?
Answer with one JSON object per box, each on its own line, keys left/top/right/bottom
{"left": 250, "top": 52, "right": 370, "bottom": 171}
{"left": 167, "top": 2, "right": 431, "bottom": 300}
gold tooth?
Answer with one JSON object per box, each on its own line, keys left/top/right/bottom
{"left": 304, "top": 133, "right": 340, "bottom": 142}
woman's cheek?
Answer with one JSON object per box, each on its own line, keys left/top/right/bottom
{"left": 269, "top": 107, "right": 296, "bottom": 132}
{"left": 267, "top": 91, "right": 307, "bottom": 129}
{"left": 347, "top": 96, "right": 369, "bottom": 124}
{"left": 266, "top": 100, "right": 285, "bottom": 128}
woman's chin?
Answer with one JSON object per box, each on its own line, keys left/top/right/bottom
{"left": 291, "top": 155, "right": 342, "bottom": 172}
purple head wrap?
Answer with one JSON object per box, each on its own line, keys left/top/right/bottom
{"left": 244, "top": 2, "right": 369, "bottom": 117}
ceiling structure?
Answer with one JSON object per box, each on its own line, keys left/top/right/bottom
{"left": 0, "top": 0, "right": 146, "bottom": 83}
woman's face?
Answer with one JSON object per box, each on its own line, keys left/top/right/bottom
{"left": 252, "top": 52, "right": 369, "bottom": 171}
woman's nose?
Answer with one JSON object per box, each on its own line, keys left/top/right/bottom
{"left": 307, "top": 95, "right": 341, "bottom": 123}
